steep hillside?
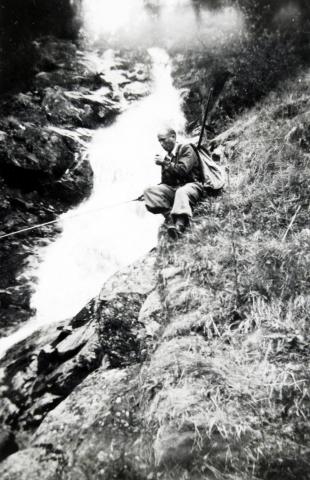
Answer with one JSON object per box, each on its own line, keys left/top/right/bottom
{"left": 0, "top": 67, "right": 309, "bottom": 478}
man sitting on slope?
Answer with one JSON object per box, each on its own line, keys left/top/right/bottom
{"left": 144, "top": 127, "right": 204, "bottom": 238}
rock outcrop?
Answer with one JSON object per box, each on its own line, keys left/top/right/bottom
{"left": 0, "top": 253, "right": 157, "bottom": 452}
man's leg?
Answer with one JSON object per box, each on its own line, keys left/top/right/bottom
{"left": 165, "top": 183, "right": 204, "bottom": 238}
{"left": 144, "top": 184, "right": 176, "bottom": 215}
{"left": 171, "top": 182, "right": 204, "bottom": 219}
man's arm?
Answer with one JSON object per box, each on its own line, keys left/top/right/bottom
{"left": 162, "top": 144, "right": 198, "bottom": 179}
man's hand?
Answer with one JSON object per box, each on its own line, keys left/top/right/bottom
{"left": 154, "top": 154, "right": 166, "bottom": 166}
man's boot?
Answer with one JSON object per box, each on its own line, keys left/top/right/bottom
{"left": 167, "top": 214, "right": 189, "bottom": 239}
{"left": 163, "top": 212, "right": 173, "bottom": 225}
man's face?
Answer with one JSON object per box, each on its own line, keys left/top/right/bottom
{"left": 157, "top": 133, "right": 176, "bottom": 153}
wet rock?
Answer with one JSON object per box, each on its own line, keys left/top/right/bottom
{"left": 39, "top": 327, "right": 103, "bottom": 397}
{"left": 127, "top": 63, "right": 149, "bottom": 83}
{"left": 37, "top": 346, "right": 61, "bottom": 373}
{"left": 43, "top": 155, "right": 93, "bottom": 205}
{"left": 0, "top": 367, "right": 150, "bottom": 479}
{"left": 0, "top": 287, "right": 30, "bottom": 310}
{"left": 64, "top": 88, "right": 122, "bottom": 126}
{"left": 159, "top": 266, "right": 209, "bottom": 313}
{"left": 138, "top": 290, "right": 163, "bottom": 337}
{"left": 27, "top": 367, "right": 149, "bottom": 480}
{"left": 101, "top": 70, "right": 130, "bottom": 88}
{"left": 30, "top": 393, "right": 63, "bottom": 418}
{"left": 41, "top": 87, "right": 86, "bottom": 125}
{"left": 0, "top": 124, "right": 78, "bottom": 189}
{"left": 41, "top": 86, "right": 123, "bottom": 128}
{"left": 0, "top": 428, "right": 18, "bottom": 462}
{"left": 53, "top": 326, "right": 91, "bottom": 356}
{"left": 100, "top": 251, "right": 157, "bottom": 301}
{"left": 123, "top": 81, "right": 151, "bottom": 101}
{"left": 0, "top": 397, "right": 19, "bottom": 425}
{"left": 0, "top": 242, "right": 37, "bottom": 335}
{"left": 0, "top": 447, "right": 62, "bottom": 480}
{"left": 96, "top": 293, "right": 146, "bottom": 369}
{"left": 0, "top": 253, "right": 155, "bottom": 444}
{"left": 0, "top": 95, "right": 45, "bottom": 127}
{"left": 54, "top": 325, "right": 73, "bottom": 340}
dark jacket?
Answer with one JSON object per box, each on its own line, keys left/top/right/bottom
{"left": 161, "top": 143, "right": 202, "bottom": 187}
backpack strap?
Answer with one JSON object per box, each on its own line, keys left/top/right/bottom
{"left": 190, "top": 143, "right": 205, "bottom": 182}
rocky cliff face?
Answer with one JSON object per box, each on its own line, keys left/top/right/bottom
{"left": 0, "top": 253, "right": 157, "bottom": 454}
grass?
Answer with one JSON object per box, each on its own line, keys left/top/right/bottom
{"left": 136, "top": 68, "right": 310, "bottom": 479}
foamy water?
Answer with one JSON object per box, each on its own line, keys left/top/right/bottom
{"left": 0, "top": 47, "right": 185, "bottom": 358}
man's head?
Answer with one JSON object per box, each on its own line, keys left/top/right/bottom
{"left": 157, "top": 127, "right": 177, "bottom": 153}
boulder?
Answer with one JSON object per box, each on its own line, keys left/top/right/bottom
{"left": 0, "top": 368, "right": 151, "bottom": 480}
{"left": 63, "top": 88, "right": 122, "bottom": 125}
{"left": 99, "top": 252, "right": 157, "bottom": 301}
{"left": 0, "top": 124, "right": 78, "bottom": 189}
{"left": 138, "top": 290, "right": 163, "bottom": 337}
{"left": 30, "top": 393, "right": 63, "bottom": 418}
{"left": 0, "top": 428, "right": 18, "bottom": 462}
{"left": 0, "top": 397, "right": 19, "bottom": 425}
{"left": 41, "top": 87, "right": 87, "bottom": 125}
{"left": 123, "top": 81, "right": 151, "bottom": 101}
{"left": 0, "top": 447, "right": 61, "bottom": 480}
{"left": 0, "top": 253, "right": 156, "bottom": 445}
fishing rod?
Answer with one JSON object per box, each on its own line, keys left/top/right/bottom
{"left": 197, "top": 69, "right": 233, "bottom": 149}
{"left": 0, "top": 195, "right": 144, "bottom": 241}
{"left": 197, "top": 87, "right": 214, "bottom": 149}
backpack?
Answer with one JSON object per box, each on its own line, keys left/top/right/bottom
{"left": 191, "top": 143, "right": 226, "bottom": 190}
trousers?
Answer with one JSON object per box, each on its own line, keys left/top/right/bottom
{"left": 144, "top": 182, "right": 204, "bottom": 217}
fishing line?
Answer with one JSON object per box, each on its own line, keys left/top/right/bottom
{"left": 0, "top": 196, "right": 144, "bottom": 241}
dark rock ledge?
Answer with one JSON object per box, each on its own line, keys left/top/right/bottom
{"left": 0, "top": 252, "right": 158, "bottom": 472}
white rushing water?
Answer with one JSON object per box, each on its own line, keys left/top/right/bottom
{"left": 0, "top": 47, "right": 185, "bottom": 358}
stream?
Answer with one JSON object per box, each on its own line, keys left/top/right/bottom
{"left": 0, "top": 46, "right": 185, "bottom": 358}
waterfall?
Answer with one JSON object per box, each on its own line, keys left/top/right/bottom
{"left": 0, "top": 47, "right": 185, "bottom": 359}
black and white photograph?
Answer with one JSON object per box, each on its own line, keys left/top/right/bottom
{"left": 0, "top": 0, "right": 309, "bottom": 478}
